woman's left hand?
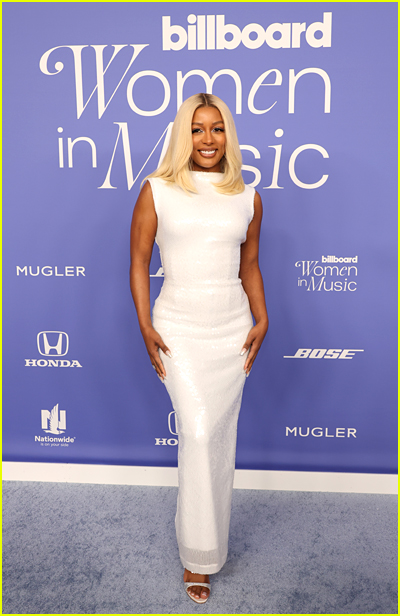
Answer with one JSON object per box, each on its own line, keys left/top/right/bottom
{"left": 240, "top": 321, "right": 268, "bottom": 376}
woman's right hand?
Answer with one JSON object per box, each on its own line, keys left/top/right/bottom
{"left": 141, "top": 325, "right": 172, "bottom": 381}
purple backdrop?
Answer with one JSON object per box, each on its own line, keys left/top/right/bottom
{"left": 3, "top": 2, "right": 397, "bottom": 474}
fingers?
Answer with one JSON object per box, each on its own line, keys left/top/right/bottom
{"left": 144, "top": 329, "right": 172, "bottom": 381}
{"left": 244, "top": 346, "right": 259, "bottom": 375}
{"left": 241, "top": 333, "right": 259, "bottom": 375}
{"left": 151, "top": 354, "right": 166, "bottom": 380}
{"left": 241, "top": 322, "right": 268, "bottom": 375}
{"left": 240, "top": 333, "right": 253, "bottom": 357}
{"left": 241, "top": 334, "right": 254, "bottom": 372}
{"left": 150, "top": 338, "right": 172, "bottom": 381}
{"left": 160, "top": 344, "right": 173, "bottom": 359}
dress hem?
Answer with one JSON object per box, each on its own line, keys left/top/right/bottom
{"left": 180, "top": 555, "right": 227, "bottom": 575}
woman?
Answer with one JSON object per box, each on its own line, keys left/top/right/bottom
{"left": 130, "top": 93, "right": 268, "bottom": 603}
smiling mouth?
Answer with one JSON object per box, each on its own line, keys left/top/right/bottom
{"left": 199, "top": 149, "right": 217, "bottom": 157}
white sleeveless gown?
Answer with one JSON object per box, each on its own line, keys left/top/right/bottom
{"left": 149, "top": 171, "right": 254, "bottom": 574}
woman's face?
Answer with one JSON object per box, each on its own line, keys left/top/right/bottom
{"left": 191, "top": 106, "right": 226, "bottom": 173}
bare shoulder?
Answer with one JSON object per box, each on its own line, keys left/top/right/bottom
{"left": 253, "top": 190, "right": 263, "bottom": 219}
{"left": 135, "top": 180, "right": 154, "bottom": 208}
{"left": 254, "top": 190, "right": 262, "bottom": 207}
{"left": 132, "top": 180, "right": 157, "bottom": 221}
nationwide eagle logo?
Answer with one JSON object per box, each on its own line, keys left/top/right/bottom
{"left": 41, "top": 404, "right": 66, "bottom": 435}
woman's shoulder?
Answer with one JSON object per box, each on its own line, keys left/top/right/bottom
{"left": 146, "top": 175, "right": 175, "bottom": 192}
{"left": 239, "top": 183, "right": 256, "bottom": 202}
{"left": 253, "top": 189, "right": 262, "bottom": 202}
{"left": 243, "top": 183, "right": 256, "bottom": 193}
{"left": 142, "top": 176, "right": 165, "bottom": 199}
{"left": 145, "top": 176, "right": 159, "bottom": 188}
{"left": 242, "top": 185, "right": 261, "bottom": 201}
{"left": 142, "top": 176, "right": 182, "bottom": 213}
{"left": 135, "top": 179, "right": 154, "bottom": 207}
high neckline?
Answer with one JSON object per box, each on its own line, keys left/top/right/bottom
{"left": 190, "top": 170, "right": 224, "bottom": 180}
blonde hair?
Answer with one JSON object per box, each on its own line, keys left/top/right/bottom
{"left": 145, "top": 93, "right": 245, "bottom": 195}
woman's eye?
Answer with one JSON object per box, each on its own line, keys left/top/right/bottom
{"left": 191, "top": 128, "right": 202, "bottom": 134}
{"left": 213, "top": 127, "right": 225, "bottom": 133}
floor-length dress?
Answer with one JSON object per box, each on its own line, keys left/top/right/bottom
{"left": 149, "top": 171, "right": 255, "bottom": 574}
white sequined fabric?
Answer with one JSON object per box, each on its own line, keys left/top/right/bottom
{"left": 149, "top": 171, "right": 255, "bottom": 574}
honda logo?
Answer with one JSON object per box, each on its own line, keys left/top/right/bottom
{"left": 37, "top": 331, "right": 69, "bottom": 356}
{"left": 168, "top": 411, "right": 178, "bottom": 435}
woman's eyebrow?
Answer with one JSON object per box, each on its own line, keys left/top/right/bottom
{"left": 191, "top": 120, "right": 225, "bottom": 126}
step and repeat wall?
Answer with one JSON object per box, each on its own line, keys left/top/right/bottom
{"left": 3, "top": 2, "right": 397, "bottom": 474}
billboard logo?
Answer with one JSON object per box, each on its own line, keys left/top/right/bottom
{"left": 162, "top": 13, "right": 332, "bottom": 51}
{"left": 41, "top": 404, "right": 66, "bottom": 434}
{"left": 284, "top": 349, "right": 364, "bottom": 359}
{"left": 322, "top": 256, "right": 358, "bottom": 263}
{"left": 25, "top": 332, "right": 82, "bottom": 368}
{"left": 295, "top": 256, "right": 358, "bottom": 292}
{"left": 37, "top": 331, "right": 69, "bottom": 356}
{"left": 155, "top": 410, "right": 178, "bottom": 446}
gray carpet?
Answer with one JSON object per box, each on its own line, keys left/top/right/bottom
{"left": 2, "top": 481, "right": 397, "bottom": 614}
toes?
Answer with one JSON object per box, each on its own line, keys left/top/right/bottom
{"left": 184, "top": 569, "right": 210, "bottom": 602}
{"left": 190, "top": 585, "right": 209, "bottom": 600}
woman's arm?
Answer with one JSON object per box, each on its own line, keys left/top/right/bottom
{"left": 239, "top": 190, "right": 269, "bottom": 375}
{"left": 130, "top": 181, "right": 171, "bottom": 380}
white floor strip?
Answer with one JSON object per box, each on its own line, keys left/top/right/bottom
{"left": 2, "top": 462, "right": 397, "bottom": 494}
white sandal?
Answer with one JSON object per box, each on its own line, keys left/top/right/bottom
{"left": 185, "top": 581, "right": 211, "bottom": 604}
